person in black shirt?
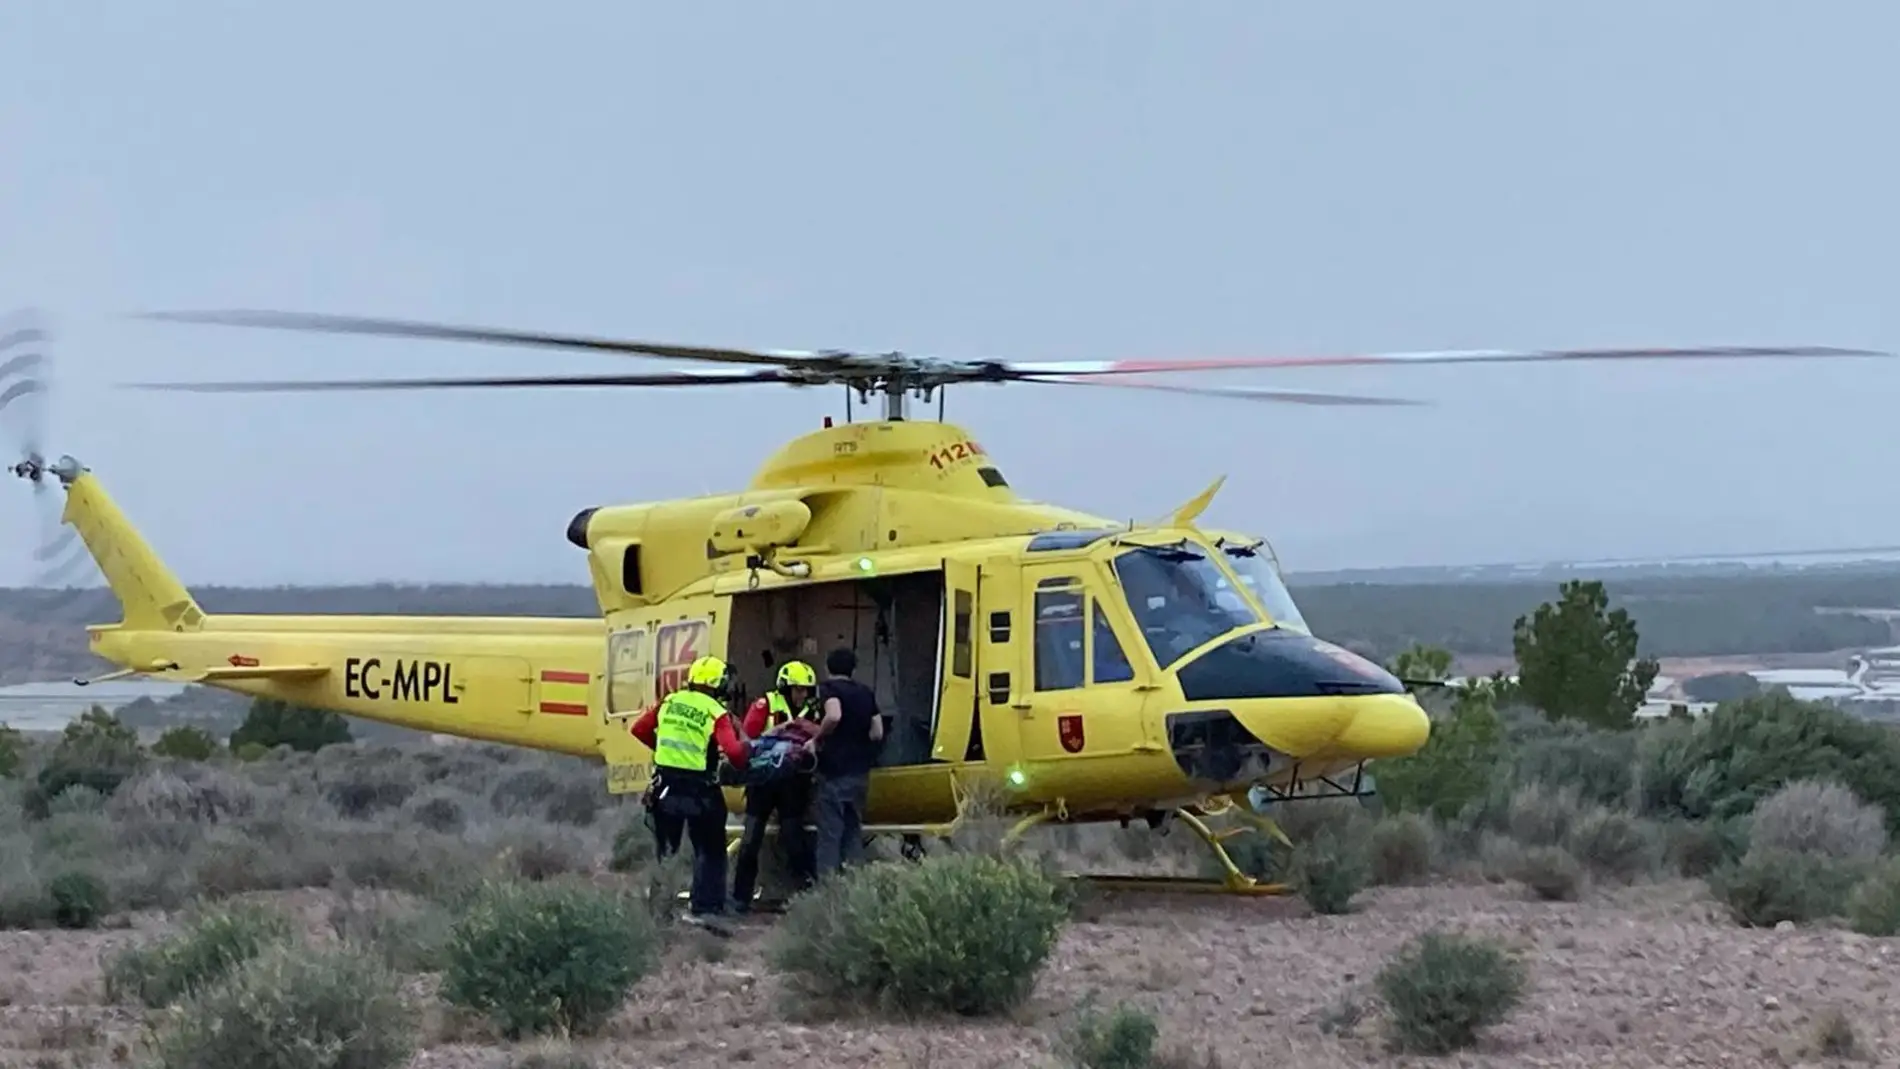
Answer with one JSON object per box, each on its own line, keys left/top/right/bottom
{"left": 809, "top": 647, "right": 884, "bottom": 877}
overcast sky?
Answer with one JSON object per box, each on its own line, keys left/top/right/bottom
{"left": 3, "top": 3, "right": 1897, "bottom": 587}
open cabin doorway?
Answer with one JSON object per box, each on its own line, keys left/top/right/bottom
{"left": 725, "top": 570, "right": 945, "bottom": 768}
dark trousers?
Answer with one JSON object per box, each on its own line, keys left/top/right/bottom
{"left": 649, "top": 774, "right": 730, "bottom": 916}
{"left": 731, "top": 774, "right": 814, "bottom": 905}
{"left": 813, "top": 771, "right": 870, "bottom": 877}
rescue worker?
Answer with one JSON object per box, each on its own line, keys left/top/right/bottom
{"left": 628, "top": 655, "right": 751, "bottom": 924}
{"left": 730, "top": 660, "right": 820, "bottom": 910}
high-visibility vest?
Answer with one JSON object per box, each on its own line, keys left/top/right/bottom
{"left": 764, "top": 690, "right": 814, "bottom": 730}
{"left": 653, "top": 688, "right": 727, "bottom": 772}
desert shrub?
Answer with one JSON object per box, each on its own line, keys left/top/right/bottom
{"left": 489, "top": 767, "right": 560, "bottom": 816}
{"left": 1663, "top": 817, "right": 1750, "bottom": 877}
{"left": 104, "top": 900, "right": 294, "bottom": 1008}
{"left": 328, "top": 889, "right": 452, "bottom": 973}
{"left": 509, "top": 1051, "right": 596, "bottom": 1069}
{"left": 540, "top": 775, "right": 603, "bottom": 827}
{"left": 1566, "top": 808, "right": 1657, "bottom": 883}
{"left": 47, "top": 869, "right": 107, "bottom": 928}
{"left": 1505, "top": 783, "right": 1583, "bottom": 848}
{"left": 441, "top": 878, "right": 659, "bottom": 1039}
{"left": 1512, "top": 845, "right": 1584, "bottom": 901}
{"left": 147, "top": 943, "right": 415, "bottom": 1069}
{"left": 46, "top": 784, "right": 107, "bottom": 816}
{"left": 229, "top": 697, "right": 351, "bottom": 754}
{"left": 1510, "top": 719, "right": 1637, "bottom": 807}
{"left": 1747, "top": 779, "right": 1887, "bottom": 864}
{"left": 152, "top": 726, "right": 219, "bottom": 761}
{"left": 772, "top": 852, "right": 1069, "bottom": 1018}
{"left": 1708, "top": 848, "right": 1864, "bottom": 928}
{"left": 1372, "top": 697, "right": 1506, "bottom": 822}
{"left": 1368, "top": 813, "right": 1437, "bottom": 885}
{"left": 402, "top": 785, "right": 470, "bottom": 834}
{"left": 0, "top": 723, "right": 22, "bottom": 777}
{"left": 1375, "top": 930, "right": 1527, "bottom": 1054}
{"left": 1845, "top": 857, "right": 1900, "bottom": 937}
{"left": 322, "top": 758, "right": 418, "bottom": 820}
{"left": 487, "top": 822, "right": 592, "bottom": 882}
{"left": 234, "top": 741, "right": 270, "bottom": 762}
{"left": 1059, "top": 998, "right": 1160, "bottom": 1069}
{"left": 109, "top": 764, "right": 257, "bottom": 825}
{"left": 1636, "top": 692, "right": 1900, "bottom": 833}
{"left": 25, "top": 707, "right": 146, "bottom": 817}
{"left": 609, "top": 814, "right": 655, "bottom": 873}
{"left": 1292, "top": 826, "right": 1370, "bottom": 914}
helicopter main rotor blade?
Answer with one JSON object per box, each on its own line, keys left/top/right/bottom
{"left": 124, "top": 368, "right": 795, "bottom": 393}
{"left": 135, "top": 309, "right": 841, "bottom": 372}
{"left": 1001, "top": 344, "right": 1890, "bottom": 379}
{"left": 1025, "top": 375, "right": 1423, "bottom": 406}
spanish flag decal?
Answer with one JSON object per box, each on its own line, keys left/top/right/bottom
{"left": 538, "top": 669, "right": 591, "bottom": 716}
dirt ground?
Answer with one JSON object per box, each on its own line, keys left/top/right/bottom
{"left": 2, "top": 879, "right": 1894, "bottom": 1069}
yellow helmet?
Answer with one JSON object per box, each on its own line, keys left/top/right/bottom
{"left": 685, "top": 655, "right": 730, "bottom": 689}
{"left": 776, "top": 660, "right": 817, "bottom": 689}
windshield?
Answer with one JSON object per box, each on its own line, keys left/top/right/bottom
{"left": 1220, "top": 541, "right": 1311, "bottom": 633}
{"left": 1111, "top": 542, "right": 1261, "bottom": 668}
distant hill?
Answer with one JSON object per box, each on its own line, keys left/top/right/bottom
{"left": 7, "top": 563, "right": 1900, "bottom": 685}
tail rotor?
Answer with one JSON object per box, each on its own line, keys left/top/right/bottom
{"left": 2, "top": 309, "right": 92, "bottom": 593}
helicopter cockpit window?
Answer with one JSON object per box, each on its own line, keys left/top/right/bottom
{"left": 1219, "top": 541, "right": 1311, "bottom": 633}
{"left": 1092, "top": 602, "right": 1134, "bottom": 684}
{"left": 1111, "top": 543, "right": 1261, "bottom": 669}
{"left": 1033, "top": 578, "right": 1086, "bottom": 692}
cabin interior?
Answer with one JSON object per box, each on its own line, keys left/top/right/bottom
{"left": 725, "top": 571, "right": 946, "bottom": 766}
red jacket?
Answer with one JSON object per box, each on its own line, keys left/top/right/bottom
{"left": 742, "top": 694, "right": 817, "bottom": 738}
{"left": 629, "top": 698, "right": 750, "bottom": 769}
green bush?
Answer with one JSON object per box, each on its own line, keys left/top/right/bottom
{"left": 229, "top": 697, "right": 351, "bottom": 754}
{"left": 1747, "top": 779, "right": 1887, "bottom": 863}
{"left": 1505, "top": 783, "right": 1582, "bottom": 848}
{"left": 0, "top": 723, "right": 22, "bottom": 778}
{"left": 25, "top": 707, "right": 146, "bottom": 818}
{"left": 1636, "top": 692, "right": 1900, "bottom": 833}
{"left": 772, "top": 852, "right": 1069, "bottom": 1018}
{"left": 1566, "top": 808, "right": 1657, "bottom": 884}
{"left": 1510, "top": 720, "right": 1637, "bottom": 808}
{"left": 1512, "top": 845, "right": 1583, "bottom": 901}
{"left": 441, "top": 878, "right": 658, "bottom": 1039}
{"left": 147, "top": 943, "right": 415, "bottom": 1069}
{"left": 1372, "top": 695, "right": 1506, "bottom": 823}
{"left": 1375, "top": 930, "right": 1527, "bottom": 1054}
{"left": 1059, "top": 999, "right": 1160, "bottom": 1069}
{"left": 1368, "top": 813, "right": 1437, "bottom": 885}
{"left": 403, "top": 787, "right": 469, "bottom": 834}
{"left": 328, "top": 890, "right": 452, "bottom": 973}
{"left": 1292, "top": 827, "right": 1370, "bottom": 914}
{"left": 1662, "top": 817, "right": 1749, "bottom": 877}
{"left": 1845, "top": 857, "right": 1900, "bottom": 937}
{"left": 103, "top": 900, "right": 294, "bottom": 1008}
{"left": 1708, "top": 848, "right": 1864, "bottom": 928}
{"left": 47, "top": 869, "right": 107, "bottom": 929}
{"left": 152, "top": 726, "right": 219, "bottom": 761}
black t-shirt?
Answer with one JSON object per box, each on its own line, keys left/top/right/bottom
{"left": 816, "top": 676, "right": 881, "bottom": 778}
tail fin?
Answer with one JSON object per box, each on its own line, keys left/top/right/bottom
{"left": 53, "top": 457, "right": 204, "bottom": 632}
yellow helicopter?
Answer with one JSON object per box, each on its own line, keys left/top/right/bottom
{"left": 11, "top": 309, "right": 1888, "bottom": 893}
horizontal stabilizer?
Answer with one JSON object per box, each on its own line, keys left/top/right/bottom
{"left": 180, "top": 662, "right": 332, "bottom": 683}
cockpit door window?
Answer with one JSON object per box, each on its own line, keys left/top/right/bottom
{"left": 1110, "top": 543, "right": 1261, "bottom": 669}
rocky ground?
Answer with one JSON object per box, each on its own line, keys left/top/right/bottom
{"left": 1, "top": 878, "right": 1892, "bottom": 1069}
